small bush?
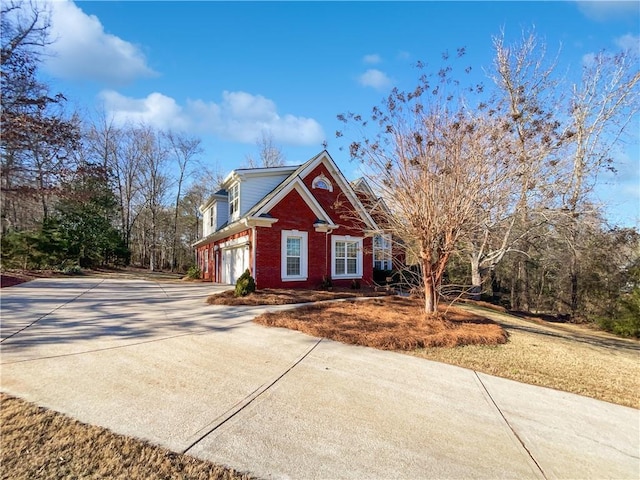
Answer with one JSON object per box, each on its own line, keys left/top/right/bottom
{"left": 186, "top": 265, "right": 201, "bottom": 280}
{"left": 234, "top": 269, "right": 256, "bottom": 297}
{"left": 61, "top": 264, "right": 82, "bottom": 275}
{"left": 373, "top": 268, "right": 393, "bottom": 285}
{"left": 597, "top": 288, "right": 640, "bottom": 338}
{"left": 319, "top": 275, "right": 333, "bottom": 291}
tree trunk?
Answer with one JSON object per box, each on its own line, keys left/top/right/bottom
{"left": 470, "top": 256, "right": 483, "bottom": 301}
{"left": 422, "top": 258, "right": 438, "bottom": 314}
{"left": 570, "top": 265, "right": 579, "bottom": 318}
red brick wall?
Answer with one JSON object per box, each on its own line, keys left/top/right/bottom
{"left": 196, "top": 244, "right": 213, "bottom": 280}
{"left": 255, "top": 165, "right": 373, "bottom": 289}
{"left": 195, "top": 228, "right": 252, "bottom": 283}
{"left": 197, "top": 161, "right": 374, "bottom": 289}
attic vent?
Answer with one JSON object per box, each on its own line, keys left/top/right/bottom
{"left": 312, "top": 174, "right": 333, "bottom": 192}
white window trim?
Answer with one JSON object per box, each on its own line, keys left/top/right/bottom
{"left": 312, "top": 173, "right": 333, "bottom": 192}
{"left": 373, "top": 233, "right": 392, "bottom": 270}
{"left": 281, "top": 230, "right": 308, "bottom": 281}
{"left": 204, "top": 249, "right": 209, "bottom": 273}
{"left": 229, "top": 182, "right": 240, "bottom": 221}
{"left": 331, "top": 235, "right": 363, "bottom": 279}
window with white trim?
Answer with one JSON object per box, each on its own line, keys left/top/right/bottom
{"left": 204, "top": 249, "right": 209, "bottom": 273}
{"left": 332, "top": 236, "right": 363, "bottom": 278}
{"left": 281, "top": 230, "right": 308, "bottom": 281}
{"left": 373, "top": 234, "right": 392, "bottom": 270}
{"left": 209, "top": 206, "right": 215, "bottom": 228}
{"left": 229, "top": 183, "right": 240, "bottom": 220}
{"left": 312, "top": 174, "right": 333, "bottom": 192}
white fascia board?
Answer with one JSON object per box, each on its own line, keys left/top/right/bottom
{"left": 199, "top": 193, "right": 229, "bottom": 214}
{"left": 254, "top": 177, "right": 336, "bottom": 225}
{"left": 244, "top": 217, "right": 279, "bottom": 228}
{"left": 219, "top": 235, "right": 250, "bottom": 249}
{"left": 223, "top": 166, "right": 299, "bottom": 187}
{"left": 299, "top": 152, "right": 379, "bottom": 231}
{"left": 221, "top": 170, "right": 241, "bottom": 187}
{"left": 352, "top": 177, "right": 376, "bottom": 197}
{"left": 236, "top": 166, "right": 299, "bottom": 177}
{"left": 192, "top": 220, "right": 251, "bottom": 247}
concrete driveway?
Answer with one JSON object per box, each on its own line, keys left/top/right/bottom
{"left": 1, "top": 277, "right": 638, "bottom": 479}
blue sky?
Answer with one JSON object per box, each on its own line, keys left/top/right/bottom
{"left": 39, "top": 1, "right": 639, "bottom": 226}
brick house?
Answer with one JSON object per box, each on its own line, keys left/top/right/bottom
{"left": 193, "top": 150, "right": 392, "bottom": 288}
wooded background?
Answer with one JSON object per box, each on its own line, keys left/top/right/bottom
{"left": 2, "top": 1, "right": 638, "bottom": 335}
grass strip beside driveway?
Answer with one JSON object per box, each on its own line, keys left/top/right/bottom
{"left": 414, "top": 304, "right": 640, "bottom": 409}
{"left": 254, "top": 296, "right": 640, "bottom": 409}
{"left": 0, "top": 394, "right": 254, "bottom": 480}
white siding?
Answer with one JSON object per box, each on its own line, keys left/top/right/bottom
{"left": 239, "top": 174, "right": 290, "bottom": 217}
{"left": 215, "top": 200, "right": 228, "bottom": 229}
{"left": 203, "top": 200, "right": 229, "bottom": 236}
{"left": 203, "top": 207, "right": 213, "bottom": 237}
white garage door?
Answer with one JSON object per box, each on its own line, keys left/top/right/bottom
{"left": 222, "top": 246, "right": 249, "bottom": 285}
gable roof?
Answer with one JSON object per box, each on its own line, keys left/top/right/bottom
{"left": 193, "top": 150, "right": 380, "bottom": 247}
{"left": 248, "top": 150, "right": 379, "bottom": 231}
{"left": 351, "top": 177, "right": 392, "bottom": 217}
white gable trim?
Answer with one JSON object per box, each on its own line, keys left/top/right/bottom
{"left": 300, "top": 152, "right": 379, "bottom": 231}
{"left": 254, "top": 177, "right": 337, "bottom": 226}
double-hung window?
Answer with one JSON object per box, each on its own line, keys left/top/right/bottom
{"left": 332, "top": 236, "right": 363, "bottom": 278}
{"left": 373, "top": 234, "right": 392, "bottom": 270}
{"left": 229, "top": 183, "right": 240, "bottom": 220}
{"left": 281, "top": 230, "right": 308, "bottom": 281}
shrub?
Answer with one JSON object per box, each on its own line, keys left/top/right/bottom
{"left": 597, "top": 288, "right": 640, "bottom": 338}
{"left": 320, "top": 275, "right": 333, "bottom": 290}
{"left": 61, "top": 264, "right": 82, "bottom": 275}
{"left": 234, "top": 269, "right": 256, "bottom": 297}
{"left": 373, "top": 268, "right": 393, "bottom": 285}
{"left": 186, "top": 265, "right": 201, "bottom": 280}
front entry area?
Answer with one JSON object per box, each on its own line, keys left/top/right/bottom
{"left": 222, "top": 245, "right": 249, "bottom": 285}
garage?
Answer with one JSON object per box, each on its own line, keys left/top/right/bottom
{"left": 222, "top": 244, "right": 249, "bottom": 285}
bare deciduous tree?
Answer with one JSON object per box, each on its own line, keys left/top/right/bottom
{"left": 137, "top": 126, "right": 169, "bottom": 271}
{"left": 1, "top": 0, "right": 50, "bottom": 66}
{"left": 560, "top": 48, "right": 640, "bottom": 315}
{"left": 471, "top": 30, "right": 565, "bottom": 308}
{"left": 165, "top": 131, "right": 202, "bottom": 270}
{"left": 244, "top": 131, "right": 286, "bottom": 168}
{"left": 339, "top": 55, "right": 513, "bottom": 314}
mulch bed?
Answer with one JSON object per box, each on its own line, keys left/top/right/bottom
{"left": 207, "top": 287, "right": 388, "bottom": 306}
{"left": 1, "top": 273, "right": 35, "bottom": 288}
{"left": 254, "top": 296, "right": 507, "bottom": 349}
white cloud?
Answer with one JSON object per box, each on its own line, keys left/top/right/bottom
{"left": 43, "top": 0, "right": 156, "bottom": 85}
{"left": 615, "top": 34, "right": 640, "bottom": 55}
{"left": 363, "top": 54, "right": 382, "bottom": 64}
{"left": 100, "top": 90, "right": 324, "bottom": 146}
{"left": 576, "top": 1, "right": 639, "bottom": 21}
{"left": 99, "top": 90, "right": 188, "bottom": 129}
{"left": 358, "top": 69, "right": 392, "bottom": 90}
{"left": 582, "top": 33, "right": 640, "bottom": 65}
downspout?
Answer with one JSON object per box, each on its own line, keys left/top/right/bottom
{"left": 252, "top": 226, "right": 257, "bottom": 286}
{"left": 326, "top": 231, "right": 329, "bottom": 280}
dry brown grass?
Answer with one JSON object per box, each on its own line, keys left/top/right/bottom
{"left": 207, "top": 288, "right": 386, "bottom": 306}
{"left": 253, "top": 296, "right": 639, "bottom": 408}
{"left": 254, "top": 296, "right": 507, "bottom": 349}
{"left": 413, "top": 306, "right": 640, "bottom": 409}
{"left": 0, "top": 393, "right": 253, "bottom": 480}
